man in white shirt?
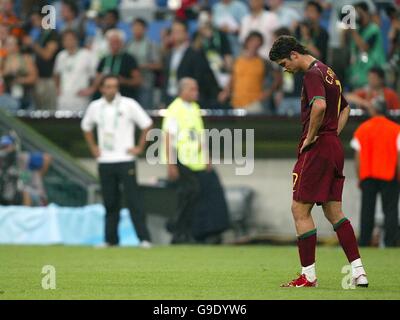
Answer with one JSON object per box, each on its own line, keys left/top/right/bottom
{"left": 54, "top": 30, "right": 98, "bottom": 112}
{"left": 240, "top": 0, "right": 280, "bottom": 60}
{"left": 81, "top": 75, "right": 153, "bottom": 248}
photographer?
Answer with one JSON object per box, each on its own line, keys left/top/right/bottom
{"left": 345, "top": 1, "right": 385, "bottom": 90}
{"left": 295, "top": 1, "right": 329, "bottom": 63}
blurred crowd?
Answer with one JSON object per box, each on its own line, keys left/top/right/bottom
{"left": 0, "top": 0, "right": 399, "bottom": 114}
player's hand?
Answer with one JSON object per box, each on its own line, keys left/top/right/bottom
{"left": 168, "top": 164, "right": 179, "bottom": 181}
{"left": 127, "top": 146, "right": 144, "bottom": 156}
{"left": 90, "top": 145, "right": 100, "bottom": 158}
{"left": 300, "top": 136, "right": 318, "bottom": 154}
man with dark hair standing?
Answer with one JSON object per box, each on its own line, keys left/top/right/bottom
{"left": 163, "top": 19, "right": 219, "bottom": 109}
{"left": 126, "top": 18, "right": 162, "bottom": 109}
{"left": 81, "top": 75, "right": 153, "bottom": 248}
{"left": 269, "top": 35, "right": 368, "bottom": 288}
{"left": 351, "top": 97, "right": 400, "bottom": 247}
{"left": 295, "top": 1, "right": 329, "bottom": 64}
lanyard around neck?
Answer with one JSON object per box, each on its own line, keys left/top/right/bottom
{"left": 104, "top": 54, "right": 122, "bottom": 75}
{"left": 100, "top": 97, "right": 121, "bottom": 130}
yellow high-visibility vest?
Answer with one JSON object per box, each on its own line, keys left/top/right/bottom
{"left": 162, "top": 97, "right": 207, "bottom": 171}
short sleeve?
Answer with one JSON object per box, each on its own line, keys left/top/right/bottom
{"left": 81, "top": 102, "right": 97, "bottom": 131}
{"left": 304, "top": 71, "right": 325, "bottom": 107}
{"left": 129, "top": 100, "right": 153, "bottom": 129}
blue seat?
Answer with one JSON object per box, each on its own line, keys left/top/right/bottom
{"left": 148, "top": 20, "right": 172, "bottom": 43}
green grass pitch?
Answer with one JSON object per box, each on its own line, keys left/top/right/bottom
{"left": 0, "top": 245, "right": 399, "bottom": 300}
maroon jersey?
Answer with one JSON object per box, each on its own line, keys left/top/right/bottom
{"left": 292, "top": 60, "right": 348, "bottom": 204}
{"left": 299, "top": 60, "right": 348, "bottom": 145}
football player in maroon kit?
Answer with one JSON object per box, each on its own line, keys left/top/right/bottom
{"left": 269, "top": 36, "right": 368, "bottom": 288}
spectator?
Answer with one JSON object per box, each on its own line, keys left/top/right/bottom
{"left": 267, "top": 0, "right": 302, "bottom": 31}
{"left": 126, "top": 18, "right": 162, "bottom": 109}
{"left": 239, "top": 0, "right": 280, "bottom": 60}
{"left": 162, "top": 77, "right": 229, "bottom": 243}
{"left": 346, "top": 67, "right": 400, "bottom": 112}
{"left": 85, "top": 8, "right": 131, "bottom": 59}
{"left": 54, "top": 30, "right": 97, "bottom": 112}
{"left": 22, "top": 10, "right": 59, "bottom": 110}
{"left": 84, "top": 11, "right": 110, "bottom": 59}
{"left": 295, "top": 1, "right": 329, "bottom": 64}
{"left": 324, "top": 0, "right": 378, "bottom": 85}
{"left": 345, "top": 1, "right": 386, "bottom": 90}
{"left": 80, "top": 29, "right": 142, "bottom": 101}
{"left": 387, "top": 4, "right": 400, "bottom": 93}
{"left": 351, "top": 98, "right": 400, "bottom": 247}
{"left": 219, "top": 31, "right": 281, "bottom": 113}
{"left": 81, "top": 75, "right": 153, "bottom": 248}
{"left": 212, "top": 0, "right": 249, "bottom": 56}
{"left": 163, "top": 19, "right": 219, "bottom": 109}
{"left": 192, "top": 8, "right": 233, "bottom": 90}
{"left": 2, "top": 36, "right": 38, "bottom": 109}
{"left": 0, "top": 24, "right": 10, "bottom": 62}
{"left": 0, "top": 0, "right": 24, "bottom": 39}
{"left": 102, "top": 9, "right": 131, "bottom": 41}
{"left": 57, "top": 0, "right": 85, "bottom": 43}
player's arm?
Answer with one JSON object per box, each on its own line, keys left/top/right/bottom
{"left": 337, "top": 105, "right": 350, "bottom": 136}
{"left": 130, "top": 125, "right": 152, "bottom": 156}
{"left": 83, "top": 130, "right": 100, "bottom": 158}
{"left": 81, "top": 105, "right": 100, "bottom": 158}
{"left": 300, "top": 98, "right": 326, "bottom": 153}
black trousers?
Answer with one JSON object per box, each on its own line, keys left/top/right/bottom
{"left": 98, "top": 161, "right": 150, "bottom": 245}
{"left": 359, "top": 178, "right": 399, "bottom": 247}
{"left": 171, "top": 163, "right": 201, "bottom": 244}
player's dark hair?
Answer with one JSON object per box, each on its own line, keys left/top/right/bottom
{"left": 244, "top": 31, "right": 264, "bottom": 48}
{"left": 133, "top": 17, "right": 148, "bottom": 28}
{"left": 269, "top": 35, "right": 309, "bottom": 62}
{"left": 368, "top": 66, "right": 385, "bottom": 80}
{"left": 100, "top": 74, "right": 120, "bottom": 87}
{"left": 354, "top": 2, "right": 370, "bottom": 14}
{"left": 306, "top": 1, "right": 323, "bottom": 14}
